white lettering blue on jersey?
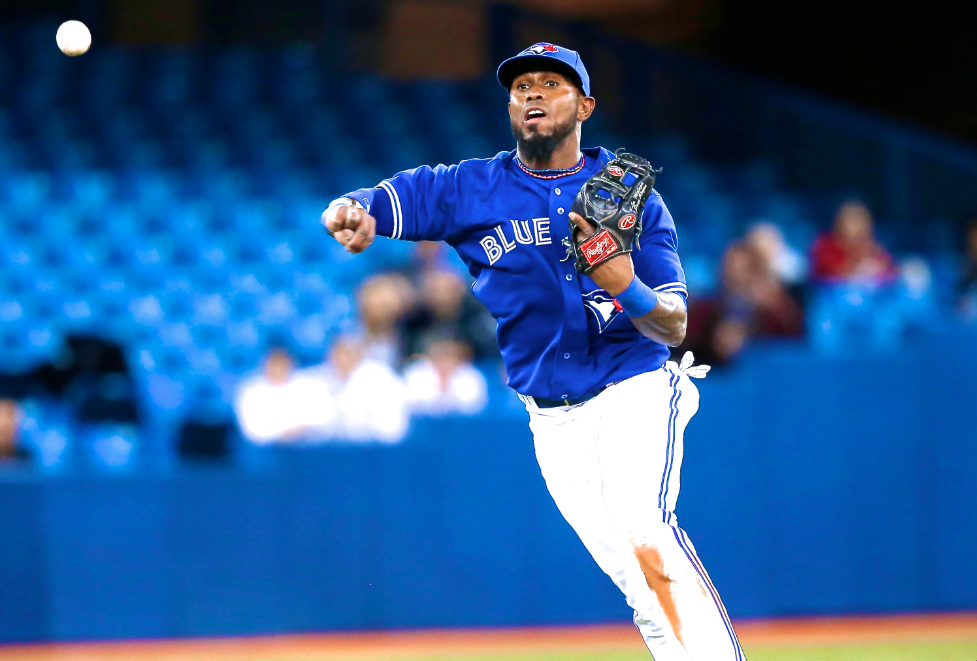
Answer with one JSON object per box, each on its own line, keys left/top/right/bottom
{"left": 344, "top": 146, "right": 687, "bottom": 401}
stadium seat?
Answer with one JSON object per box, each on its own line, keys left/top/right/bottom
{"left": 80, "top": 422, "right": 142, "bottom": 471}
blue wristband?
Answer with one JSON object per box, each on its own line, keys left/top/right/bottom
{"left": 614, "top": 276, "right": 659, "bottom": 317}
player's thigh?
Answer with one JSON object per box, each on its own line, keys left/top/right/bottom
{"left": 594, "top": 369, "right": 699, "bottom": 533}
{"left": 530, "top": 406, "right": 636, "bottom": 563}
{"left": 530, "top": 406, "right": 604, "bottom": 529}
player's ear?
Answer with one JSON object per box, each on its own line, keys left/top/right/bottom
{"left": 577, "top": 94, "right": 596, "bottom": 122}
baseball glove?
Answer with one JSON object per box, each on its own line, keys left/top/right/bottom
{"left": 569, "top": 149, "right": 660, "bottom": 275}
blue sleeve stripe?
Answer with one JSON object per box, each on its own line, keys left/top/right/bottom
{"left": 378, "top": 180, "right": 403, "bottom": 239}
{"left": 653, "top": 282, "right": 688, "bottom": 294}
{"left": 377, "top": 181, "right": 396, "bottom": 237}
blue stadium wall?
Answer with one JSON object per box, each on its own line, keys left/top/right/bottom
{"left": 2, "top": 340, "right": 976, "bottom": 643}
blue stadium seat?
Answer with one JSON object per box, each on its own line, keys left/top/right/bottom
{"left": 62, "top": 170, "right": 115, "bottom": 207}
{"left": 3, "top": 170, "right": 51, "bottom": 211}
{"left": 80, "top": 48, "right": 135, "bottom": 114}
{"left": 224, "top": 318, "right": 262, "bottom": 348}
{"left": 255, "top": 291, "right": 298, "bottom": 326}
{"left": 144, "top": 49, "right": 200, "bottom": 108}
{"left": 289, "top": 313, "right": 330, "bottom": 354}
{"left": 0, "top": 130, "right": 26, "bottom": 172}
{"left": 80, "top": 423, "right": 142, "bottom": 471}
{"left": 216, "top": 343, "right": 256, "bottom": 375}
{"left": 190, "top": 292, "right": 230, "bottom": 327}
{"left": 17, "top": 399, "right": 73, "bottom": 472}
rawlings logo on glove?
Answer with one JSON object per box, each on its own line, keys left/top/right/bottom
{"left": 568, "top": 150, "right": 660, "bottom": 275}
{"left": 580, "top": 230, "right": 619, "bottom": 265}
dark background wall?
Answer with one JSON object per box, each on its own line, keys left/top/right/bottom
{"left": 3, "top": 341, "right": 976, "bottom": 643}
{"left": 3, "top": 0, "right": 976, "bottom": 144}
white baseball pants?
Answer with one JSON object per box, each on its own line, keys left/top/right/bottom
{"left": 526, "top": 363, "right": 745, "bottom": 661}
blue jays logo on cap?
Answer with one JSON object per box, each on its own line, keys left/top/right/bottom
{"left": 582, "top": 290, "right": 624, "bottom": 333}
{"left": 524, "top": 43, "right": 559, "bottom": 55}
{"left": 497, "top": 42, "right": 591, "bottom": 97}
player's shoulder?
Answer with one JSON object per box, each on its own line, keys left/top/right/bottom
{"left": 588, "top": 145, "right": 661, "bottom": 164}
{"left": 459, "top": 150, "right": 515, "bottom": 171}
{"left": 444, "top": 150, "right": 517, "bottom": 184}
{"left": 458, "top": 151, "right": 516, "bottom": 171}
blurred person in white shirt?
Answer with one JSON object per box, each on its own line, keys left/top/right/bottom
{"left": 313, "top": 335, "right": 410, "bottom": 443}
{"left": 234, "top": 344, "right": 336, "bottom": 444}
{"left": 745, "top": 221, "right": 807, "bottom": 286}
{"left": 405, "top": 337, "right": 488, "bottom": 416}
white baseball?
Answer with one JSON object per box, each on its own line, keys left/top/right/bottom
{"left": 56, "top": 20, "right": 92, "bottom": 57}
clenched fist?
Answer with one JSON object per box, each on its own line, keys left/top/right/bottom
{"left": 321, "top": 202, "right": 377, "bottom": 254}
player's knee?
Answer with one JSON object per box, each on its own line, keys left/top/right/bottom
{"left": 633, "top": 543, "right": 673, "bottom": 586}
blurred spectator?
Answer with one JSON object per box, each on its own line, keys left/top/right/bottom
{"left": 234, "top": 345, "right": 335, "bottom": 444}
{"left": 357, "top": 274, "right": 415, "bottom": 366}
{"left": 0, "top": 399, "right": 32, "bottom": 463}
{"left": 401, "top": 269, "right": 499, "bottom": 362}
{"left": 723, "top": 243, "right": 804, "bottom": 336}
{"left": 177, "top": 420, "right": 234, "bottom": 461}
{"left": 745, "top": 222, "right": 807, "bottom": 286}
{"left": 310, "top": 336, "right": 410, "bottom": 443}
{"left": 683, "top": 240, "right": 804, "bottom": 365}
{"left": 412, "top": 241, "right": 456, "bottom": 274}
{"left": 30, "top": 334, "right": 140, "bottom": 424}
{"left": 405, "top": 337, "right": 488, "bottom": 416}
{"left": 899, "top": 257, "right": 935, "bottom": 304}
{"left": 807, "top": 202, "right": 910, "bottom": 352}
{"left": 958, "top": 218, "right": 977, "bottom": 319}
{"left": 811, "top": 201, "right": 896, "bottom": 284}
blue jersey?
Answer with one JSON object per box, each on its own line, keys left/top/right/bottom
{"left": 343, "top": 146, "right": 687, "bottom": 401}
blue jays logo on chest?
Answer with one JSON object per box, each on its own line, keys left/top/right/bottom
{"left": 582, "top": 290, "right": 624, "bottom": 333}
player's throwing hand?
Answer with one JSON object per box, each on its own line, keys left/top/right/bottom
{"left": 322, "top": 203, "right": 377, "bottom": 254}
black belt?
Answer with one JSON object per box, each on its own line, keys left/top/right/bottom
{"left": 528, "top": 385, "right": 608, "bottom": 409}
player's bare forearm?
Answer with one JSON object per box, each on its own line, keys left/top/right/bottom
{"left": 567, "top": 213, "right": 686, "bottom": 345}
{"left": 629, "top": 291, "right": 687, "bottom": 346}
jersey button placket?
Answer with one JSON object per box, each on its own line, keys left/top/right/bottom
{"left": 554, "top": 184, "right": 587, "bottom": 397}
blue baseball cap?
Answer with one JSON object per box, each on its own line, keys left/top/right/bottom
{"left": 497, "top": 43, "right": 591, "bottom": 97}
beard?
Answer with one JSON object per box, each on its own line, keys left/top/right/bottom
{"left": 511, "top": 114, "right": 577, "bottom": 165}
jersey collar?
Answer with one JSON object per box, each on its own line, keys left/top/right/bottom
{"left": 502, "top": 146, "right": 607, "bottom": 174}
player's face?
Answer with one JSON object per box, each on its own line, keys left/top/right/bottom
{"left": 507, "top": 71, "right": 589, "bottom": 141}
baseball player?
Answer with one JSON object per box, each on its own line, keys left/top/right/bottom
{"left": 321, "top": 43, "right": 744, "bottom": 661}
